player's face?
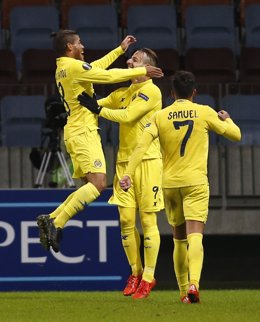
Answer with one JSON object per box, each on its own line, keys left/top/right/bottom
{"left": 127, "top": 51, "right": 146, "bottom": 68}
{"left": 70, "top": 35, "right": 85, "bottom": 61}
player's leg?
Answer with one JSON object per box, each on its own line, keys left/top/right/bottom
{"left": 38, "top": 130, "right": 106, "bottom": 252}
{"left": 109, "top": 162, "right": 143, "bottom": 295}
{"left": 139, "top": 211, "right": 160, "bottom": 284}
{"left": 37, "top": 177, "right": 102, "bottom": 252}
{"left": 54, "top": 173, "right": 105, "bottom": 228}
{"left": 186, "top": 221, "right": 204, "bottom": 303}
{"left": 118, "top": 206, "right": 143, "bottom": 296}
{"left": 184, "top": 184, "right": 209, "bottom": 303}
{"left": 132, "top": 159, "right": 163, "bottom": 299}
{"left": 173, "top": 223, "right": 189, "bottom": 302}
{"left": 49, "top": 191, "right": 76, "bottom": 219}
{"left": 164, "top": 187, "right": 189, "bottom": 302}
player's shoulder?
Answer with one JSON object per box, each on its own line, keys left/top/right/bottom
{"left": 139, "top": 81, "right": 161, "bottom": 98}
{"left": 142, "top": 80, "right": 160, "bottom": 91}
{"left": 70, "top": 59, "right": 92, "bottom": 72}
{"left": 192, "top": 101, "right": 214, "bottom": 111}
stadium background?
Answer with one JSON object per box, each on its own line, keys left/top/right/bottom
{"left": 0, "top": 0, "right": 259, "bottom": 291}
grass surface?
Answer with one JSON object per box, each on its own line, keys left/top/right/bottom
{"left": 0, "top": 290, "right": 259, "bottom": 322}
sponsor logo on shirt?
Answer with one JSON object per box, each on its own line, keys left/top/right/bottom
{"left": 82, "top": 62, "right": 92, "bottom": 70}
{"left": 94, "top": 159, "right": 102, "bottom": 168}
{"left": 138, "top": 93, "right": 149, "bottom": 101}
{"left": 145, "top": 123, "right": 151, "bottom": 128}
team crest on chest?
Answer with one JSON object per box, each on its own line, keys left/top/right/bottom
{"left": 132, "top": 94, "right": 137, "bottom": 101}
{"left": 94, "top": 159, "right": 102, "bottom": 168}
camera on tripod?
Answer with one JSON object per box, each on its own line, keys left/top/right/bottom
{"left": 44, "top": 95, "right": 67, "bottom": 151}
{"left": 33, "top": 95, "right": 75, "bottom": 188}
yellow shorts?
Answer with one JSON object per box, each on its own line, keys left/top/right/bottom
{"left": 163, "top": 184, "right": 209, "bottom": 226}
{"left": 64, "top": 130, "right": 106, "bottom": 178}
{"left": 109, "top": 158, "right": 164, "bottom": 212}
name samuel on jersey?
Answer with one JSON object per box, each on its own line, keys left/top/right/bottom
{"left": 168, "top": 110, "right": 198, "bottom": 120}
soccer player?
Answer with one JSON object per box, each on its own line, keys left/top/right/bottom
{"left": 78, "top": 48, "right": 164, "bottom": 299}
{"left": 36, "top": 30, "right": 163, "bottom": 253}
{"left": 119, "top": 71, "right": 241, "bottom": 303}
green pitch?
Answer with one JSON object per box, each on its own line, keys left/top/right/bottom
{"left": 0, "top": 290, "right": 259, "bottom": 322}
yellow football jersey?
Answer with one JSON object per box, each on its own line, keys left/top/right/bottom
{"left": 98, "top": 79, "right": 162, "bottom": 162}
{"left": 126, "top": 99, "right": 241, "bottom": 187}
{"left": 55, "top": 46, "right": 147, "bottom": 140}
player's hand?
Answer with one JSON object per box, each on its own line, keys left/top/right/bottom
{"left": 145, "top": 65, "right": 164, "bottom": 78}
{"left": 121, "top": 35, "right": 137, "bottom": 52}
{"left": 78, "top": 92, "right": 102, "bottom": 115}
{"left": 218, "top": 110, "right": 230, "bottom": 121}
{"left": 119, "top": 175, "right": 132, "bottom": 192}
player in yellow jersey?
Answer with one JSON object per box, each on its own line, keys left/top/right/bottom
{"left": 119, "top": 71, "right": 241, "bottom": 303}
{"left": 36, "top": 30, "right": 163, "bottom": 253}
{"left": 78, "top": 48, "right": 164, "bottom": 299}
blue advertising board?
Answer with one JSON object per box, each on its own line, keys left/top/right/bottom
{"left": 0, "top": 189, "right": 129, "bottom": 291}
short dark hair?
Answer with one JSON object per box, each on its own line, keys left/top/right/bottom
{"left": 51, "top": 30, "right": 78, "bottom": 56}
{"left": 136, "top": 48, "right": 158, "bottom": 67}
{"left": 172, "top": 70, "right": 196, "bottom": 99}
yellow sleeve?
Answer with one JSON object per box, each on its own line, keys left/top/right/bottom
{"left": 99, "top": 90, "right": 158, "bottom": 123}
{"left": 75, "top": 63, "right": 146, "bottom": 84}
{"left": 221, "top": 118, "right": 241, "bottom": 141}
{"left": 98, "top": 89, "right": 121, "bottom": 110}
{"left": 90, "top": 46, "right": 125, "bottom": 70}
{"left": 125, "top": 130, "right": 155, "bottom": 178}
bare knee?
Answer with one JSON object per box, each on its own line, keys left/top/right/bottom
{"left": 95, "top": 179, "right": 106, "bottom": 192}
{"left": 85, "top": 173, "right": 107, "bottom": 193}
{"left": 173, "top": 222, "right": 187, "bottom": 240}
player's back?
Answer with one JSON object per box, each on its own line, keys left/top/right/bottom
{"left": 156, "top": 99, "right": 212, "bottom": 188}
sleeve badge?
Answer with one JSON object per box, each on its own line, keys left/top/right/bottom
{"left": 82, "top": 62, "right": 92, "bottom": 70}
{"left": 138, "top": 93, "right": 149, "bottom": 101}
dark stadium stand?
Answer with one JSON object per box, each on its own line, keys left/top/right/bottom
{"left": 68, "top": 4, "right": 119, "bottom": 50}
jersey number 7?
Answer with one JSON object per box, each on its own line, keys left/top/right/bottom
{"left": 173, "top": 120, "right": 194, "bottom": 157}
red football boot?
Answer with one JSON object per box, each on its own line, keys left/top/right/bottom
{"left": 123, "top": 275, "right": 142, "bottom": 296}
{"left": 181, "top": 295, "right": 191, "bottom": 304}
{"left": 132, "top": 279, "right": 156, "bottom": 299}
{"left": 188, "top": 284, "right": 200, "bottom": 303}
